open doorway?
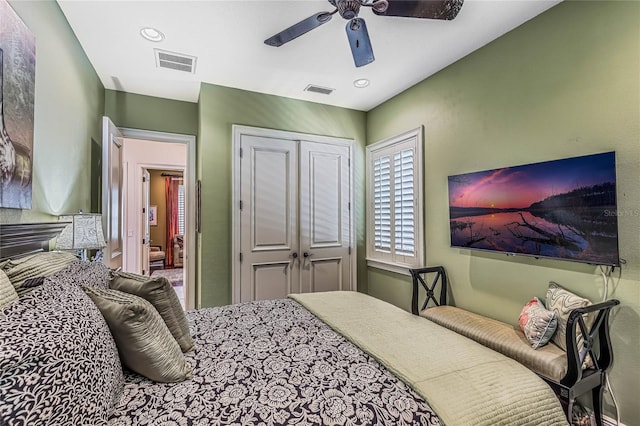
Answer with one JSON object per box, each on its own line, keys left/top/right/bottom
{"left": 112, "top": 126, "right": 196, "bottom": 310}
{"left": 147, "top": 169, "right": 186, "bottom": 308}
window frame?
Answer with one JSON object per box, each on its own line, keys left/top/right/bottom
{"left": 365, "top": 127, "right": 424, "bottom": 275}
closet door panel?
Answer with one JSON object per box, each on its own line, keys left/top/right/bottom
{"left": 239, "top": 135, "right": 299, "bottom": 302}
{"left": 299, "top": 141, "right": 351, "bottom": 294}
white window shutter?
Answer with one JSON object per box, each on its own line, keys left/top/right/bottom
{"left": 373, "top": 156, "right": 391, "bottom": 252}
{"left": 366, "top": 127, "right": 423, "bottom": 273}
{"left": 178, "top": 184, "right": 185, "bottom": 235}
{"left": 394, "top": 148, "right": 415, "bottom": 256}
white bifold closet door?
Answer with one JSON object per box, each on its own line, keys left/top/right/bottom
{"left": 239, "top": 135, "right": 351, "bottom": 303}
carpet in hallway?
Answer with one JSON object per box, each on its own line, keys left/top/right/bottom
{"left": 151, "top": 268, "right": 183, "bottom": 287}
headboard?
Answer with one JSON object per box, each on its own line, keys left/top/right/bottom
{"left": 0, "top": 222, "right": 69, "bottom": 261}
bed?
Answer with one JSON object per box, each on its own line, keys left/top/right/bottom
{"left": 0, "top": 223, "right": 568, "bottom": 426}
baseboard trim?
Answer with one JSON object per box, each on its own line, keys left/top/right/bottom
{"left": 601, "top": 414, "right": 624, "bottom": 426}
{"left": 579, "top": 409, "right": 624, "bottom": 426}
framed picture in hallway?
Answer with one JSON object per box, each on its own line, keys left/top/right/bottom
{"left": 149, "top": 205, "right": 157, "bottom": 226}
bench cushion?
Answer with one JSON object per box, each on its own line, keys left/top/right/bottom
{"left": 421, "top": 306, "right": 567, "bottom": 382}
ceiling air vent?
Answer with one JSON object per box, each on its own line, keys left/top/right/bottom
{"left": 304, "top": 84, "right": 334, "bottom": 95}
{"left": 154, "top": 49, "right": 197, "bottom": 73}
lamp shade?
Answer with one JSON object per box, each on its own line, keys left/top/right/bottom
{"left": 57, "top": 214, "right": 106, "bottom": 250}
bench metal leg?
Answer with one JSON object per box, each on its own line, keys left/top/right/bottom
{"left": 592, "top": 384, "right": 604, "bottom": 426}
{"left": 565, "top": 396, "right": 574, "bottom": 424}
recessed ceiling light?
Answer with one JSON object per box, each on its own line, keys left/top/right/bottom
{"left": 353, "top": 78, "right": 370, "bottom": 88}
{"left": 140, "top": 27, "right": 164, "bottom": 42}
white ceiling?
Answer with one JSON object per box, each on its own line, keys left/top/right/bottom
{"left": 57, "top": 0, "right": 561, "bottom": 112}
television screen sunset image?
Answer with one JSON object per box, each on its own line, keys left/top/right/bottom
{"left": 448, "top": 152, "right": 620, "bottom": 266}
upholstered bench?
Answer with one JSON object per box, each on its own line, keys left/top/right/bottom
{"left": 410, "top": 266, "right": 619, "bottom": 426}
{"left": 422, "top": 305, "right": 569, "bottom": 382}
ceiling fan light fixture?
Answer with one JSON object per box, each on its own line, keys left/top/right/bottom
{"left": 353, "top": 78, "right": 370, "bottom": 88}
{"left": 140, "top": 27, "right": 164, "bottom": 42}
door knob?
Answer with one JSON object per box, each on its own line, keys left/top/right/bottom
{"left": 291, "top": 252, "right": 298, "bottom": 259}
{"left": 303, "top": 252, "right": 312, "bottom": 258}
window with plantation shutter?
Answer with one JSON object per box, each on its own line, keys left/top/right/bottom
{"left": 366, "top": 128, "right": 423, "bottom": 273}
{"left": 394, "top": 148, "right": 415, "bottom": 255}
{"left": 178, "top": 184, "right": 185, "bottom": 235}
{"left": 373, "top": 155, "right": 391, "bottom": 252}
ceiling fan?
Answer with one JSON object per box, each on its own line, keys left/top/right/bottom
{"left": 264, "top": 0, "right": 464, "bottom": 67}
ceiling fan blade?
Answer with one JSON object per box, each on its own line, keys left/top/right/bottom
{"left": 346, "top": 18, "right": 374, "bottom": 67}
{"left": 373, "top": 0, "right": 463, "bottom": 20}
{"left": 264, "top": 12, "right": 334, "bottom": 47}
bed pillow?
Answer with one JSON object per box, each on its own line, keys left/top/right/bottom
{"left": 519, "top": 297, "right": 558, "bottom": 349}
{"left": 83, "top": 286, "right": 192, "bottom": 383}
{"left": 110, "top": 271, "right": 194, "bottom": 352}
{"left": 546, "top": 281, "right": 595, "bottom": 364}
{"left": 1, "top": 251, "right": 78, "bottom": 295}
{"left": 0, "top": 270, "right": 18, "bottom": 309}
{"left": 0, "top": 275, "right": 124, "bottom": 425}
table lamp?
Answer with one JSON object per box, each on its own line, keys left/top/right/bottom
{"left": 57, "top": 213, "right": 106, "bottom": 261}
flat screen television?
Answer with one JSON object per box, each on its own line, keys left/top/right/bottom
{"left": 448, "top": 152, "right": 620, "bottom": 266}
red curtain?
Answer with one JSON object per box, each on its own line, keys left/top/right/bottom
{"left": 165, "top": 177, "right": 180, "bottom": 266}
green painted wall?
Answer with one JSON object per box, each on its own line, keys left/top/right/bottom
{"left": 197, "top": 83, "right": 367, "bottom": 308}
{"left": 366, "top": 1, "right": 639, "bottom": 423}
{"left": 104, "top": 90, "right": 198, "bottom": 136}
{"left": 102, "top": 90, "right": 197, "bottom": 214}
{"left": 0, "top": 0, "right": 104, "bottom": 223}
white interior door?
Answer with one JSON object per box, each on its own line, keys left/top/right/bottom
{"left": 239, "top": 136, "right": 299, "bottom": 302}
{"left": 299, "top": 142, "right": 351, "bottom": 293}
{"left": 102, "top": 116, "right": 124, "bottom": 270}
{"left": 141, "top": 169, "right": 150, "bottom": 275}
{"left": 236, "top": 128, "right": 353, "bottom": 303}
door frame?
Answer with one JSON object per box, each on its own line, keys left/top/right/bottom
{"left": 231, "top": 125, "right": 356, "bottom": 304}
{"left": 141, "top": 168, "right": 151, "bottom": 276}
{"left": 101, "top": 117, "right": 124, "bottom": 270}
{"left": 120, "top": 127, "right": 198, "bottom": 310}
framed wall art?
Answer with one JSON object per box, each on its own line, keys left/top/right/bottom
{"left": 149, "top": 205, "right": 158, "bottom": 226}
{"left": 0, "top": 0, "right": 35, "bottom": 209}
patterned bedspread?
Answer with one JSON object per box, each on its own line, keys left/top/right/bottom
{"left": 108, "top": 299, "right": 441, "bottom": 425}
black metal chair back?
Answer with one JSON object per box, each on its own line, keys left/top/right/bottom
{"left": 409, "top": 266, "right": 447, "bottom": 315}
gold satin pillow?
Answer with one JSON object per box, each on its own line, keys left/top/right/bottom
{"left": 109, "top": 272, "right": 193, "bottom": 352}
{"left": 84, "top": 286, "right": 192, "bottom": 383}
{"left": 110, "top": 271, "right": 194, "bottom": 352}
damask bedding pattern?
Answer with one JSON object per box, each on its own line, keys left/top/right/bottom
{"left": 109, "top": 299, "right": 442, "bottom": 425}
